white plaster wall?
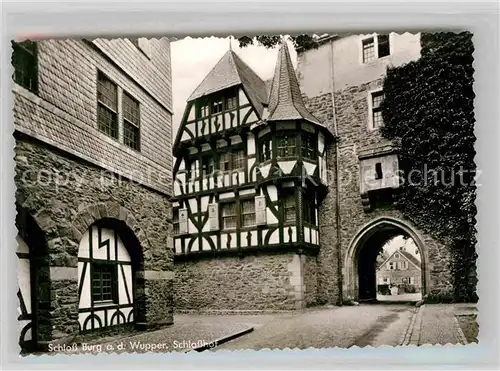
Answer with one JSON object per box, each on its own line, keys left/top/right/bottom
{"left": 298, "top": 33, "right": 421, "bottom": 97}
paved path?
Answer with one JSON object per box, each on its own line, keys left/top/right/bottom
{"left": 413, "top": 303, "right": 477, "bottom": 346}
{"left": 214, "top": 304, "right": 415, "bottom": 351}
{"left": 49, "top": 303, "right": 475, "bottom": 355}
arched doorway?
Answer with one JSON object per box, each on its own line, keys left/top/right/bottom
{"left": 16, "top": 235, "right": 35, "bottom": 350}
{"left": 344, "top": 217, "right": 429, "bottom": 303}
{"left": 15, "top": 207, "right": 49, "bottom": 353}
{"left": 77, "top": 218, "right": 143, "bottom": 333}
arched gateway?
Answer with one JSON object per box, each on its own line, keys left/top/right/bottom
{"left": 343, "top": 216, "right": 430, "bottom": 302}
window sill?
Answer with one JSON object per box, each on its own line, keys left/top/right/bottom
{"left": 93, "top": 300, "right": 116, "bottom": 308}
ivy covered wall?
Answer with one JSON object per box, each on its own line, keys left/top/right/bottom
{"left": 380, "top": 32, "right": 477, "bottom": 302}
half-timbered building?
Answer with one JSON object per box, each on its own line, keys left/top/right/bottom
{"left": 173, "top": 41, "right": 334, "bottom": 310}
{"left": 173, "top": 34, "right": 458, "bottom": 310}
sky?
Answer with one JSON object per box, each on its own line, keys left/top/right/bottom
{"left": 170, "top": 36, "right": 297, "bottom": 136}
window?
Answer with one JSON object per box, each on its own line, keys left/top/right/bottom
{"left": 301, "top": 132, "right": 317, "bottom": 161}
{"left": 186, "top": 158, "right": 199, "bottom": 179}
{"left": 12, "top": 40, "right": 38, "bottom": 93}
{"left": 283, "top": 191, "right": 296, "bottom": 223}
{"left": 303, "top": 194, "right": 316, "bottom": 225}
{"left": 259, "top": 138, "right": 272, "bottom": 162}
{"left": 232, "top": 150, "right": 245, "bottom": 171}
{"left": 221, "top": 202, "right": 237, "bottom": 229}
{"left": 371, "top": 91, "right": 384, "bottom": 129}
{"left": 197, "top": 103, "right": 210, "bottom": 119}
{"left": 211, "top": 98, "right": 223, "bottom": 114}
{"left": 374, "top": 162, "right": 383, "bottom": 180}
{"left": 202, "top": 156, "right": 215, "bottom": 176}
{"left": 277, "top": 135, "right": 296, "bottom": 158}
{"left": 362, "top": 37, "right": 376, "bottom": 63}
{"left": 218, "top": 150, "right": 245, "bottom": 173}
{"left": 378, "top": 34, "right": 390, "bottom": 58}
{"left": 241, "top": 199, "right": 256, "bottom": 227}
{"left": 226, "top": 95, "right": 237, "bottom": 110}
{"left": 123, "top": 91, "right": 140, "bottom": 151}
{"left": 394, "top": 253, "right": 400, "bottom": 259}
{"left": 92, "top": 263, "right": 116, "bottom": 303}
{"left": 97, "top": 71, "right": 118, "bottom": 139}
{"left": 362, "top": 34, "right": 391, "bottom": 63}
{"left": 173, "top": 209, "right": 180, "bottom": 235}
{"left": 219, "top": 152, "right": 231, "bottom": 172}
{"left": 389, "top": 262, "right": 395, "bottom": 270}
{"left": 401, "top": 261, "right": 408, "bottom": 270}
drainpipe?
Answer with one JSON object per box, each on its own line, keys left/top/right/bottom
{"left": 330, "top": 39, "right": 343, "bottom": 305}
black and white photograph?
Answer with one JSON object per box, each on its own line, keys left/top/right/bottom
{"left": 10, "top": 30, "right": 479, "bottom": 356}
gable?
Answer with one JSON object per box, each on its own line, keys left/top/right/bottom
{"left": 173, "top": 86, "right": 261, "bottom": 156}
{"left": 377, "top": 249, "right": 421, "bottom": 271}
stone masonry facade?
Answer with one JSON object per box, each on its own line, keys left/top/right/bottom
{"left": 174, "top": 253, "right": 319, "bottom": 312}
{"left": 299, "top": 39, "right": 454, "bottom": 304}
{"left": 13, "top": 38, "right": 174, "bottom": 350}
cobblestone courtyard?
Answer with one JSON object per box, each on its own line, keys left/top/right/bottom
{"left": 45, "top": 303, "right": 476, "bottom": 356}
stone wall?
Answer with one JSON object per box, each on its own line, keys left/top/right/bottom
{"left": 174, "top": 253, "right": 310, "bottom": 311}
{"left": 14, "top": 136, "right": 174, "bottom": 346}
{"left": 303, "top": 255, "right": 319, "bottom": 306}
{"left": 302, "top": 80, "right": 454, "bottom": 304}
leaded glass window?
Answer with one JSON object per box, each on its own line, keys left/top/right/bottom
{"left": 277, "top": 135, "right": 296, "bottom": 158}
{"left": 301, "top": 132, "right": 317, "bottom": 160}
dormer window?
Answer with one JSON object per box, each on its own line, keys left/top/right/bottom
{"left": 196, "top": 90, "right": 238, "bottom": 119}
{"left": 226, "top": 95, "right": 237, "bottom": 110}
{"left": 198, "top": 103, "right": 210, "bottom": 119}
{"left": 211, "top": 98, "right": 223, "bottom": 114}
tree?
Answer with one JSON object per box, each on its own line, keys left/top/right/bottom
{"left": 237, "top": 34, "right": 320, "bottom": 51}
{"left": 380, "top": 32, "right": 477, "bottom": 302}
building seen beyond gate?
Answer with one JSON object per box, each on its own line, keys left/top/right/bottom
{"left": 13, "top": 38, "right": 174, "bottom": 352}
{"left": 172, "top": 33, "right": 454, "bottom": 311}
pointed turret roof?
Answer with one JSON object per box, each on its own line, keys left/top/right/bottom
{"left": 187, "top": 50, "right": 268, "bottom": 118}
{"left": 267, "top": 40, "right": 324, "bottom": 127}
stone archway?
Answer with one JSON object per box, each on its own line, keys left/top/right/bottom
{"left": 72, "top": 202, "right": 149, "bottom": 332}
{"left": 343, "top": 216, "right": 430, "bottom": 302}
